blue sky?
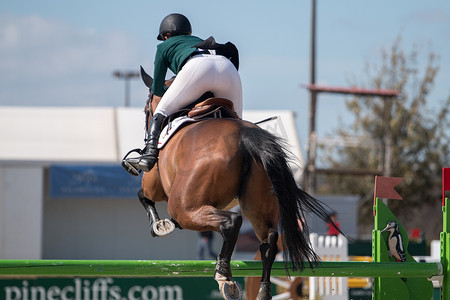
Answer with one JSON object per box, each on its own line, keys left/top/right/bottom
{"left": 1, "top": 0, "right": 449, "bottom": 151}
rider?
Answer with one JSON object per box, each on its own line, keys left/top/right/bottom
{"left": 131, "top": 13, "right": 243, "bottom": 173}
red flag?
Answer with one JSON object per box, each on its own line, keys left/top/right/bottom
{"left": 443, "top": 168, "right": 450, "bottom": 206}
{"left": 374, "top": 176, "right": 403, "bottom": 206}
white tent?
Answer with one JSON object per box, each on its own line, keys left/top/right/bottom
{"left": 0, "top": 107, "right": 303, "bottom": 167}
{"left": 0, "top": 107, "right": 305, "bottom": 259}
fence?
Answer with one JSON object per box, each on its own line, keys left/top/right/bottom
{"left": 309, "top": 233, "right": 348, "bottom": 299}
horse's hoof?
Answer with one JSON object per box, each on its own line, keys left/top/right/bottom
{"left": 218, "top": 281, "right": 242, "bottom": 300}
{"left": 257, "top": 281, "right": 272, "bottom": 300}
{"left": 152, "top": 219, "right": 175, "bottom": 237}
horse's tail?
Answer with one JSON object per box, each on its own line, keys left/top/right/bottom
{"left": 239, "top": 126, "right": 338, "bottom": 271}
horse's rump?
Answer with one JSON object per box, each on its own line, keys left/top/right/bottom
{"left": 157, "top": 118, "right": 253, "bottom": 203}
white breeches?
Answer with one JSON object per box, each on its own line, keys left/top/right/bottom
{"left": 154, "top": 54, "right": 243, "bottom": 118}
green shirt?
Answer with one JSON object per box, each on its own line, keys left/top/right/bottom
{"left": 151, "top": 35, "right": 204, "bottom": 96}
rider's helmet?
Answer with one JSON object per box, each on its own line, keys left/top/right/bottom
{"left": 157, "top": 13, "right": 192, "bottom": 41}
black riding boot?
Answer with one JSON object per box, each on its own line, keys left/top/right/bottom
{"left": 138, "top": 113, "right": 165, "bottom": 172}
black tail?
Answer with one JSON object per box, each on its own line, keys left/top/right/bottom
{"left": 239, "top": 126, "right": 339, "bottom": 271}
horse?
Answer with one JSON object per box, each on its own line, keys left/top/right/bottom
{"left": 126, "top": 67, "right": 339, "bottom": 300}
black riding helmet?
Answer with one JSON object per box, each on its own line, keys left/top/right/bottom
{"left": 157, "top": 13, "right": 192, "bottom": 41}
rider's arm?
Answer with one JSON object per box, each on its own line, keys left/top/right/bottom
{"left": 151, "top": 45, "right": 169, "bottom": 97}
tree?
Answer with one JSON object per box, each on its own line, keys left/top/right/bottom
{"left": 317, "top": 37, "right": 450, "bottom": 237}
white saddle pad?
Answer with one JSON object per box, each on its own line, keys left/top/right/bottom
{"left": 158, "top": 116, "right": 199, "bottom": 149}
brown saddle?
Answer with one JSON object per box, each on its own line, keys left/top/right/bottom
{"left": 149, "top": 97, "right": 239, "bottom": 150}
{"left": 187, "top": 97, "right": 239, "bottom": 119}
{"left": 153, "top": 97, "right": 240, "bottom": 139}
{"left": 146, "top": 96, "right": 239, "bottom": 132}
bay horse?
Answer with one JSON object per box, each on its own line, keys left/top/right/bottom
{"left": 128, "top": 67, "right": 339, "bottom": 300}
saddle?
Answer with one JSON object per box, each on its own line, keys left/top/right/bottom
{"left": 158, "top": 97, "right": 238, "bottom": 128}
{"left": 154, "top": 97, "right": 239, "bottom": 150}
{"left": 187, "top": 98, "right": 239, "bottom": 119}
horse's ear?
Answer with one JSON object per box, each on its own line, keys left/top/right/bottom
{"left": 140, "top": 66, "right": 153, "bottom": 88}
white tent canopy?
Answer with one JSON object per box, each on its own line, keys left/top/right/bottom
{"left": 0, "top": 107, "right": 304, "bottom": 174}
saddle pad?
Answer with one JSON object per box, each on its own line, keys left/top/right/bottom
{"left": 158, "top": 116, "right": 199, "bottom": 149}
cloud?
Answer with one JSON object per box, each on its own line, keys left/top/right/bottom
{"left": 0, "top": 14, "right": 148, "bottom": 106}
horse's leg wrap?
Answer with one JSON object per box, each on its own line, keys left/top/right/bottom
{"left": 215, "top": 257, "right": 232, "bottom": 282}
{"left": 214, "top": 212, "right": 243, "bottom": 300}
{"left": 257, "top": 229, "right": 279, "bottom": 300}
{"left": 257, "top": 282, "right": 272, "bottom": 300}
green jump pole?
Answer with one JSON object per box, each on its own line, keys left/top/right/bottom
{"left": 0, "top": 260, "right": 441, "bottom": 279}
{"left": 443, "top": 198, "right": 450, "bottom": 299}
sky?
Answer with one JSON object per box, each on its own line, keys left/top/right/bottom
{"left": 1, "top": 0, "right": 449, "bottom": 155}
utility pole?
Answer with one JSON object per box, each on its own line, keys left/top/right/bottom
{"left": 113, "top": 70, "right": 140, "bottom": 107}
{"left": 304, "top": 0, "right": 399, "bottom": 193}
{"left": 305, "top": 0, "right": 317, "bottom": 193}
{"left": 383, "top": 96, "right": 393, "bottom": 177}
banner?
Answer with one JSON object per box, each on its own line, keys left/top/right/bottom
{"left": 0, "top": 277, "right": 244, "bottom": 300}
{"left": 49, "top": 165, "right": 142, "bottom": 198}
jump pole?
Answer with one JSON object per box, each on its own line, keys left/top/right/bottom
{"left": 0, "top": 259, "right": 441, "bottom": 279}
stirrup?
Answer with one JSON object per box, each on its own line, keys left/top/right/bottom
{"left": 121, "top": 148, "right": 143, "bottom": 176}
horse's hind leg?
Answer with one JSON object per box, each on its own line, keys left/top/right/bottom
{"left": 214, "top": 211, "right": 243, "bottom": 300}
{"left": 238, "top": 161, "right": 282, "bottom": 299}
{"left": 257, "top": 229, "right": 279, "bottom": 300}
{"left": 214, "top": 211, "right": 242, "bottom": 279}
{"left": 138, "top": 189, "right": 175, "bottom": 237}
{"left": 168, "top": 202, "right": 243, "bottom": 299}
